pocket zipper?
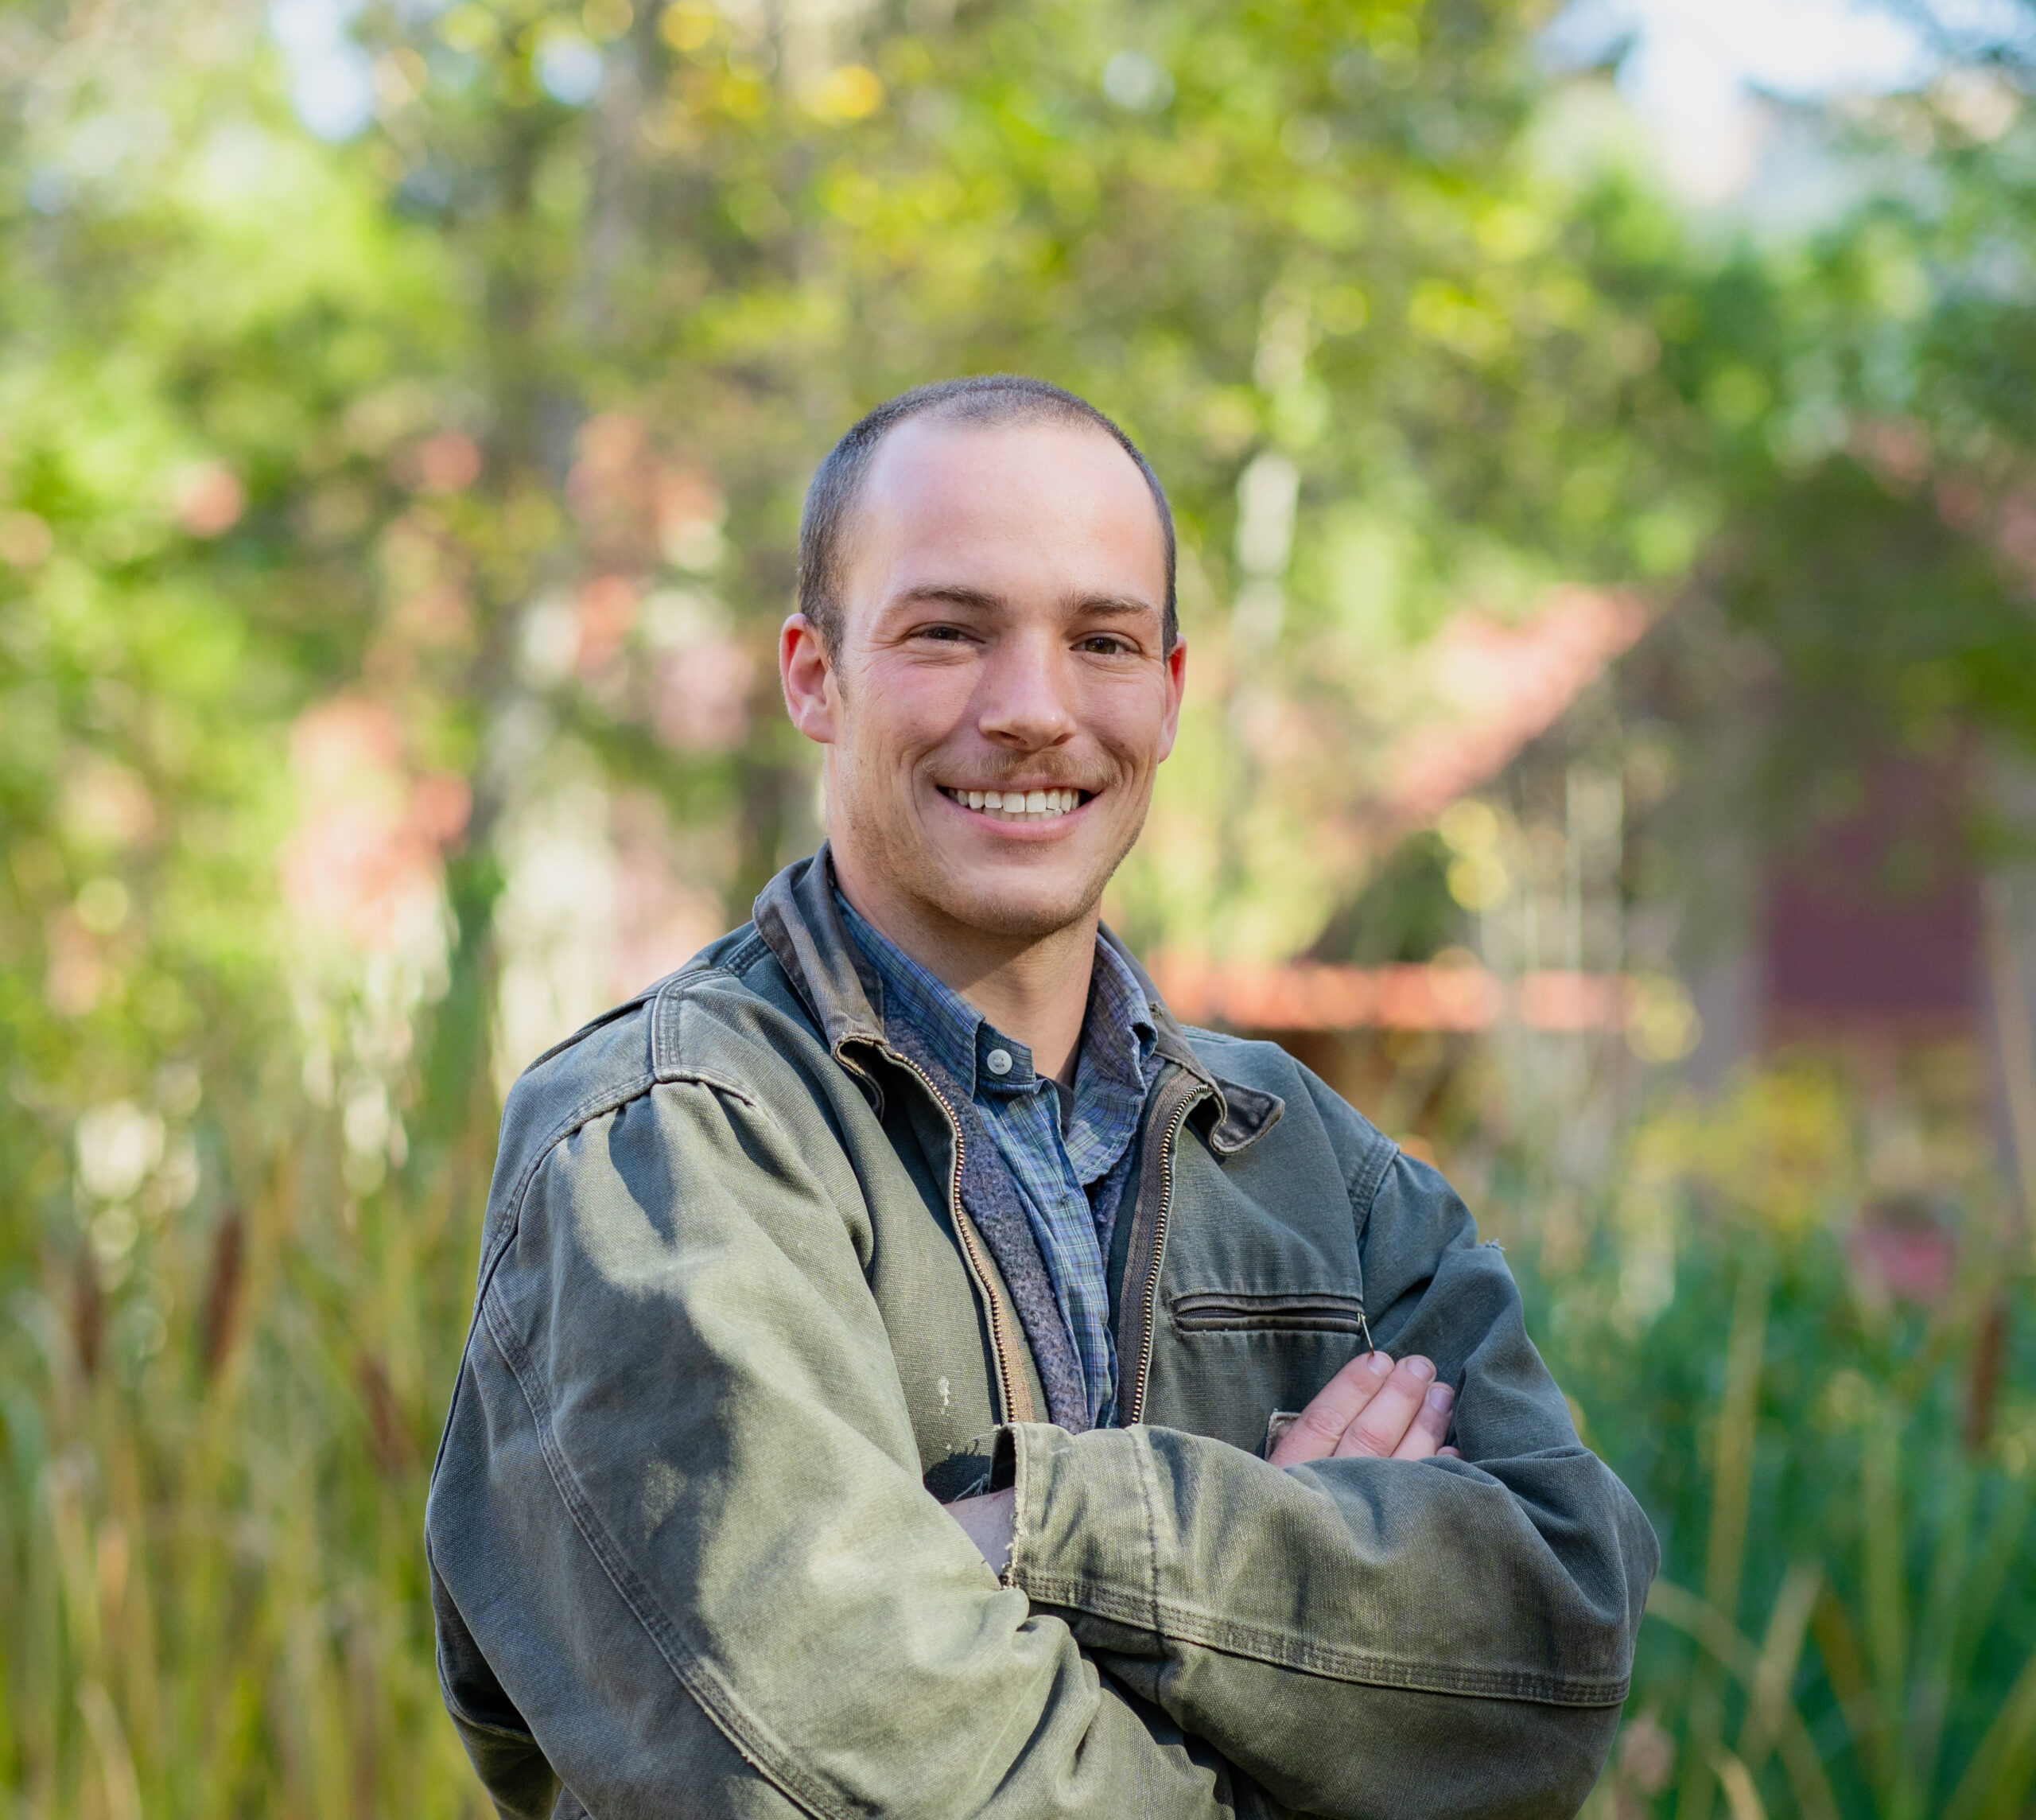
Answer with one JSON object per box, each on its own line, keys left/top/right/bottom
{"left": 1170, "top": 1292, "right": 1374, "bottom": 1352}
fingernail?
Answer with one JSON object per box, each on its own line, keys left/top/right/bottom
{"left": 1426, "top": 1382, "right": 1453, "bottom": 1411}
{"left": 1367, "top": 1351, "right": 1394, "bottom": 1375}
{"left": 1406, "top": 1356, "right": 1435, "bottom": 1382}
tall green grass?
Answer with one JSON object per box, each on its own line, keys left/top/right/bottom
{"left": 1544, "top": 1217, "right": 2036, "bottom": 1817}
{"left": 4, "top": 1057, "right": 2032, "bottom": 1816}
{"left": 1631, "top": 1291, "right": 2036, "bottom": 1820}
{"left": 1, "top": 1110, "right": 492, "bottom": 1818}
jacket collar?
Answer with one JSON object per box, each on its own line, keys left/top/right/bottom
{"left": 752, "top": 846, "right": 888, "bottom": 1052}
{"left": 752, "top": 846, "right": 1284, "bottom": 1155}
{"left": 1101, "top": 928, "right": 1285, "bottom": 1157}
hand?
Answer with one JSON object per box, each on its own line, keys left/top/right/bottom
{"left": 946, "top": 1487, "right": 1015, "bottom": 1573}
{"left": 1267, "top": 1351, "right": 1459, "bottom": 1468}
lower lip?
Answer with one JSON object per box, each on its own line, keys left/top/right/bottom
{"left": 938, "top": 791, "right": 1094, "bottom": 837}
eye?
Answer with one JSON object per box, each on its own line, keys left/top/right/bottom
{"left": 913, "top": 624, "right": 972, "bottom": 643}
{"left": 1078, "top": 633, "right": 1134, "bottom": 655}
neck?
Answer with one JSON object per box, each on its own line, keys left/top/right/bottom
{"left": 831, "top": 850, "right": 1097, "bottom": 1084}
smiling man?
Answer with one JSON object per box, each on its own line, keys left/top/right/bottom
{"left": 427, "top": 378, "right": 1657, "bottom": 1820}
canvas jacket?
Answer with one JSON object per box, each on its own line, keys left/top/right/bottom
{"left": 425, "top": 849, "right": 1659, "bottom": 1820}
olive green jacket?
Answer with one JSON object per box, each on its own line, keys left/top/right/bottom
{"left": 425, "top": 850, "right": 1657, "bottom": 1820}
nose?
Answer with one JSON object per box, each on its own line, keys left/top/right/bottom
{"left": 974, "top": 627, "right": 1078, "bottom": 752}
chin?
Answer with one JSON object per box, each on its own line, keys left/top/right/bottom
{"left": 931, "top": 863, "right": 1105, "bottom": 942}
{"left": 954, "top": 898, "right": 1093, "bottom": 941}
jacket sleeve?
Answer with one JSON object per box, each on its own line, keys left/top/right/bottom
{"left": 425, "top": 1070, "right": 1276, "bottom": 1820}
{"left": 1001, "top": 1090, "right": 1657, "bottom": 1820}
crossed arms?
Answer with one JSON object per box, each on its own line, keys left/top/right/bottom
{"left": 427, "top": 1062, "right": 1656, "bottom": 1820}
{"left": 949, "top": 1346, "right": 1463, "bottom": 1573}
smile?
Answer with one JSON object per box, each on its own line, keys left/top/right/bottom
{"left": 939, "top": 786, "right": 1089, "bottom": 822}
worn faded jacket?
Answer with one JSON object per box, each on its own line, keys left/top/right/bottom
{"left": 425, "top": 848, "right": 1659, "bottom": 1820}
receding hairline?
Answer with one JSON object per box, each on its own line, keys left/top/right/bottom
{"left": 796, "top": 375, "right": 1179, "bottom": 655}
{"left": 841, "top": 410, "right": 1168, "bottom": 594}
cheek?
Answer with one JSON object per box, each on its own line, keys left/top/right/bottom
{"left": 863, "top": 663, "right": 974, "bottom": 744}
{"left": 840, "top": 665, "right": 966, "bottom": 776}
{"left": 1090, "top": 680, "right": 1175, "bottom": 770}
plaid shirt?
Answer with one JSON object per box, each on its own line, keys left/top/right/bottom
{"left": 838, "top": 893, "right": 1158, "bottom": 1430}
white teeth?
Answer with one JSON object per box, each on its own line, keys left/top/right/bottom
{"left": 945, "top": 786, "right": 1089, "bottom": 819}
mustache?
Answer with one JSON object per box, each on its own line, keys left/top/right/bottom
{"left": 933, "top": 768, "right": 1107, "bottom": 791}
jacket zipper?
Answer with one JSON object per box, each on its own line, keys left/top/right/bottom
{"left": 882, "top": 1048, "right": 1032, "bottom": 1427}
{"left": 1123, "top": 1084, "right": 1206, "bottom": 1428}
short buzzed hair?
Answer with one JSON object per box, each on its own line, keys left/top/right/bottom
{"left": 796, "top": 375, "right": 1177, "bottom": 655}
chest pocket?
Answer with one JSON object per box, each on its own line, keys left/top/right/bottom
{"left": 1149, "top": 1289, "right": 1373, "bottom": 1456}
{"left": 1168, "top": 1290, "right": 1369, "bottom": 1337}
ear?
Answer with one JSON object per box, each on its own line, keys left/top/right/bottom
{"left": 1154, "top": 636, "right": 1187, "bottom": 763}
{"left": 780, "top": 613, "right": 839, "bottom": 745}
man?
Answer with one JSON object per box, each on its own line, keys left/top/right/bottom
{"left": 427, "top": 376, "right": 1657, "bottom": 1820}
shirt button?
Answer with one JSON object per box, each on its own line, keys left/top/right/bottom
{"left": 985, "top": 1048, "right": 1014, "bottom": 1076}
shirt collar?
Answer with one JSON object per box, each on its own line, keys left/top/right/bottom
{"left": 753, "top": 849, "right": 1287, "bottom": 1154}
{"left": 835, "top": 889, "right": 1154, "bottom": 1102}
{"left": 1079, "top": 929, "right": 1159, "bottom": 1100}
{"left": 835, "top": 890, "right": 988, "bottom": 1091}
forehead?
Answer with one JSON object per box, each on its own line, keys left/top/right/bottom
{"left": 845, "top": 415, "right": 1166, "bottom": 600}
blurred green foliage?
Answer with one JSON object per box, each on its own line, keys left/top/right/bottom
{"left": 1516, "top": 1060, "right": 2036, "bottom": 1820}
{"left": 3, "top": 0, "right": 2036, "bottom": 1814}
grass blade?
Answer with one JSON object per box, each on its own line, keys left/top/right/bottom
{"left": 1714, "top": 1748, "right": 1771, "bottom": 1820}
{"left": 1863, "top": 1410, "right": 1909, "bottom": 1810}
{"left": 1678, "top": 1251, "right": 1774, "bottom": 1820}
{"left": 1646, "top": 1580, "right": 1841, "bottom": 1820}
{"left": 1812, "top": 1581, "right": 1884, "bottom": 1803}
{"left": 1942, "top": 1643, "right": 2036, "bottom": 1820}
{"left": 1739, "top": 1561, "right": 1821, "bottom": 1776}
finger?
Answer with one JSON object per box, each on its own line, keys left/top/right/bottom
{"left": 1437, "top": 1446, "right": 1462, "bottom": 1459}
{"left": 1332, "top": 1355, "right": 1437, "bottom": 1458}
{"left": 1390, "top": 1380, "right": 1455, "bottom": 1460}
{"left": 1269, "top": 1351, "right": 1396, "bottom": 1465}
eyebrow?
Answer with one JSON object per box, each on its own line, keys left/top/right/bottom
{"left": 889, "top": 584, "right": 1159, "bottom": 619}
{"left": 892, "top": 583, "right": 1002, "bottom": 612}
